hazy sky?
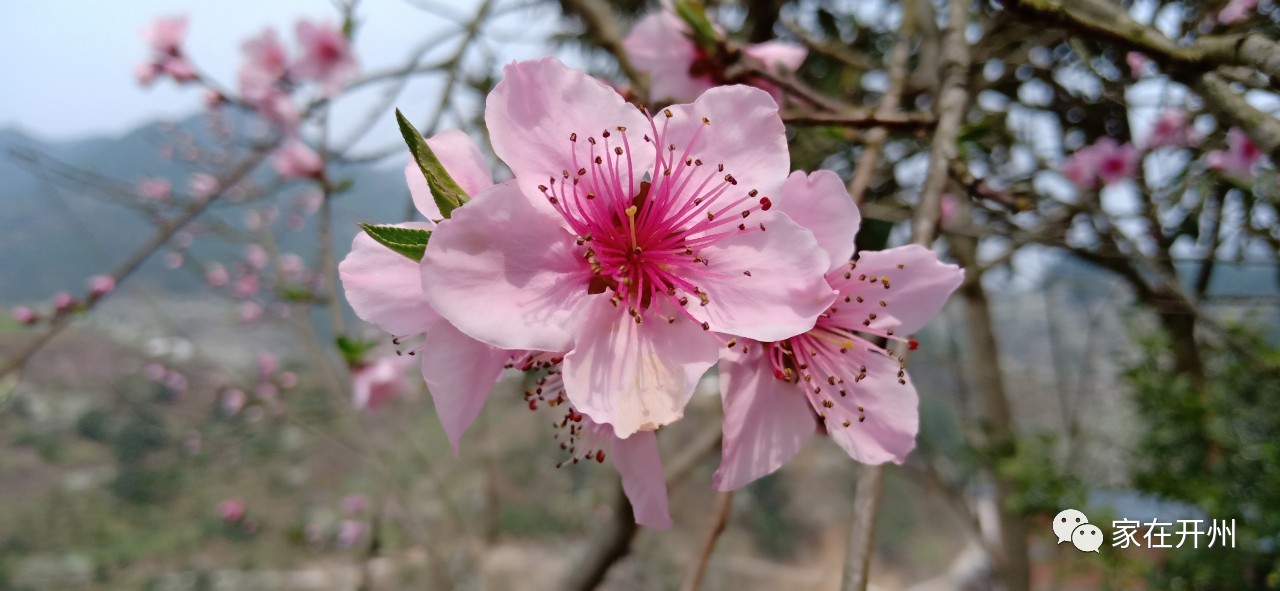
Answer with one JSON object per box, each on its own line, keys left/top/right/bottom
{"left": 0, "top": 0, "right": 561, "bottom": 145}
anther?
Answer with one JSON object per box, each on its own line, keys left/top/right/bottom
{"left": 726, "top": 338, "right": 737, "bottom": 348}
{"left": 570, "top": 133, "right": 577, "bottom": 141}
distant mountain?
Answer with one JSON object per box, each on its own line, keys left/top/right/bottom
{"left": 0, "top": 114, "right": 411, "bottom": 304}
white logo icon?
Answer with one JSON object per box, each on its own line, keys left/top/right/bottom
{"left": 1070, "top": 523, "right": 1103, "bottom": 552}
{"left": 1052, "top": 509, "right": 1090, "bottom": 545}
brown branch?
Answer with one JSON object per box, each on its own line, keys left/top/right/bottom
{"left": 1, "top": 147, "right": 273, "bottom": 379}
{"left": 679, "top": 491, "right": 734, "bottom": 591}
{"left": 558, "top": 0, "right": 650, "bottom": 99}
{"left": 848, "top": 0, "right": 919, "bottom": 205}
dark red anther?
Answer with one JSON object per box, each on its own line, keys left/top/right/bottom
{"left": 528, "top": 399, "right": 538, "bottom": 410}
{"left": 759, "top": 197, "right": 772, "bottom": 210}
{"left": 908, "top": 339, "right": 919, "bottom": 351}
{"left": 773, "top": 368, "right": 788, "bottom": 381}
{"left": 595, "top": 450, "right": 606, "bottom": 463}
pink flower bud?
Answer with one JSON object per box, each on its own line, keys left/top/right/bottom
{"left": 87, "top": 275, "right": 115, "bottom": 298}
{"left": 271, "top": 140, "right": 325, "bottom": 180}
{"left": 10, "top": 306, "right": 36, "bottom": 325}
{"left": 53, "top": 292, "right": 75, "bottom": 313}
{"left": 221, "top": 388, "right": 246, "bottom": 416}
{"left": 218, "top": 498, "right": 246, "bottom": 522}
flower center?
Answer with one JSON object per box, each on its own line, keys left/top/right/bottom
{"left": 537, "top": 109, "right": 773, "bottom": 325}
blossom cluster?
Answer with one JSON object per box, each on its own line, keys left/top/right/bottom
{"left": 339, "top": 57, "right": 963, "bottom": 528}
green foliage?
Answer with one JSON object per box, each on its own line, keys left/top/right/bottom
{"left": 742, "top": 471, "right": 800, "bottom": 558}
{"left": 358, "top": 223, "right": 430, "bottom": 262}
{"left": 395, "top": 109, "right": 468, "bottom": 219}
{"left": 76, "top": 408, "right": 112, "bottom": 443}
{"left": 672, "top": 0, "right": 719, "bottom": 51}
{"left": 1125, "top": 325, "right": 1280, "bottom": 589}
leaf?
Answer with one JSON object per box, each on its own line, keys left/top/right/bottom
{"left": 395, "top": 109, "right": 468, "bottom": 219}
{"left": 359, "top": 223, "right": 431, "bottom": 262}
{"left": 336, "top": 336, "right": 377, "bottom": 368}
{"left": 672, "top": 0, "right": 720, "bottom": 51}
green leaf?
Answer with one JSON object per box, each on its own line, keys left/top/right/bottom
{"left": 395, "top": 109, "right": 468, "bottom": 219}
{"left": 336, "top": 336, "right": 377, "bottom": 368}
{"left": 673, "top": 0, "right": 720, "bottom": 51}
{"left": 359, "top": 223, "right": 431, "bottom": 262}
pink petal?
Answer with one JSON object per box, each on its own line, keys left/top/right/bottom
{"left": 686, "top": 214, "right": 835, "bottom": 342}
{"left": 405, "top": 129, "right": 494, "bottom": 220}
{"left": 623, "top": 12, "right": 711, "bottom": 103}
{"left": 714, "top": 344, "right": 816, "bottom": 491}
{"left": 829, "top": 244, "right": 964, "bottom": 336}
{"left": 338, "top": 222, "right": 440, "bottom": 336}
{"left": 662, "top": 85, "right": 790, "bottom": 202}
{"left": 607, "top": 426, "right": 672, "bottom": 529}
{"left": 485, "top": 57, "right": 648, "bottom": 210}
{"left": 822, "top": 348, "right": 918, "bottom": 464}
{"left": 562, "top": 297, "right": 717, "bottom": 438}
{"left": 420, "top": 320, "right": 511, "bottom": 453}
{"left": 775, "top": 170, "right": 861, "bottom": 273}
{"left": 743, "top": 41, "right": 807, "bottom": 74}
{"left": 420, "top": 181, "right": 591, "bottom": 352}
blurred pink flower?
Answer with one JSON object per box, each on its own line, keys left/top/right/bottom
{"left": 1208, "top": 128, "right": 1262, "bottom": 177}
{"left": 278, "top": 371, "right": 298, "bottom": 389}
{"left": 138, "top": 177, "right": 171, "bottom": 201}
{"left": 238, "top": 27, "right": 289, "bottom": 102}
{"left": 190, "top": 173, "right": 218, "bottom": 198}
{"left": 279, "top": 253, "right": 306, "bottom": 282}
{"left": 623, "top": 11, "right": 807, "bottom": 103}
{"left": 221, "top": 388, "right": 246, "bottom": 416}
{"left": 218, "top": 498, "right": 246, "bottom": 522}
{"left": 1062, "top": 138, "right": 1138, "bottom": 189}
{"left": 146, "top": 362, "right": 168, "bottom": 381}
{"left": 292, "top": 20, "right": 358, "bottom": 96}
{"left": 342, "top": 494, "right": 368, "bottom": 514}
{"left": 205, "top": 263, "right": 229, "bottom": 287}
{"left": 10, "top": 306, "right": 36, "bottom": 325}
{"left": 254, "top": 90, "right": 300, "bottom": 133}
{"left": 1219, "top": 0, "right": 1259, "bottom": 24}
{"left": 244, "top": 244, "right": 269, "bottom": 271}
{"left": 238, "top": 301, "right": 263, "bottom": 324}
{"left": 272, "top": 140, "right": 324, "bottom": 180}
{"left": 135, "top": 63, "right": 161, "bottom": 86}
{"left": 421, "top": 58, "right": 830, "bottom": 437}
{"left": 164, "top": 251, "right": 184, "bottom": 269}
{"left": 87, "top": 275, "right": 115, "bottom": 298}
{"left": 53, "top": 292, "right": 75, "bottom": 313}
{"left": 257, "top": 352, "right": 279, "bottom": 379}
{"left": 163, "top": 370, "right": 189, "bottom": 394}
{"left": 336, "top": 520, "right": 365, "bottom": 549}
{"left": 159, "top": 56, "right": 197, "bottom": 82}
{"left": 715, "top": 171, "right": 964, "bottom": 490}
{"left": 1125, "top": 52, "right": 1150, "bottom": 78}
{"left": 234, "top": 274, "right": 260, "bottom": 299}
{"left": 351, "top": 356, "right": 411, "bottom": 410}
{"left": 141, "top": 15, "right": 187, "bottom": 56}
{"left": 1146, "top": 109, "right": 1194, "bottom": 149}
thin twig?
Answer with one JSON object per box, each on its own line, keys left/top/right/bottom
{"left": 679, "top": 491, "right": 734, "bottom": 591}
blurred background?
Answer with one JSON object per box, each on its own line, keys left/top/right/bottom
{"left": 1, "top": 0, "right": 1278, "bottom": 589}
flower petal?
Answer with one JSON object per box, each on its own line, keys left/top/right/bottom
{"left": 339, "top": 221, "right": 439, "bottom": 336}
{"left": 420, "top": 319, "right": 511, "bottom": 454}
{"left": 607, "top": 425, "right": 672, "bottom": 529}
{"left": 686, "top": 214, "right": 835, "bottom": 341}
{"left": 663, "top": 85, "right": 789, "bottom": 201}
{"left": 485, "top": 57, "right": 649, "bottom": 207}
{"left": 563, "top": 297, "right": 717, "bottom": 438}
{"left": 623, "top": 12, "right": 711, "bottom": 103}
{"left": 776, "top": 170, "right": 861, "bottom": 273}
{"left": 406, "top": 129, "right": 494, "bottom": 220}
{"left": 420, "top": 181, "right": 591, "bottom": 352}
{"left": 743, "top": 41, "right": 807, "bottom": 74}
{"left": 714, "top": 343, "right": 816, "bottom": 491}
{"left": 821, "top": 347, "right": 918, "bottom": 464}
{"left": 829, "top": 244, "right": 964, "bottom": 335}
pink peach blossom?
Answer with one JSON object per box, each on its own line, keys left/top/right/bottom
{"left": 292, "top": 20, "right": 359, "bottom": 96}
{"left": 279, "top": 253, "right": 306, "bottom": 282}
{"left": 239, "top": 27, "right": 289, "bottom": 102}
{"left": 141, "top": 15, "right": 187, "bottom": 56}
{"left": 278, "top": 372, "right": 298, "bottom": 389}
{"left": 190, "top": 173, "right": 218, "bottom": 198}
{"left": 623, "top": 11, "right": 807, "bottom": 103}
{"left": 336, "top": 520, "right": 365, "bottom": 549}
{"left": 221, "top": 388, "right": 247, "bottom": 416}
{"left": 218, "top": 498, "right": 246, "bottom": 522}
{"left": 146, "top": 362, "right": 168, "bottom": 381}
{"left": 257, "top": 352, "right": 279, "bottom": 379}
{"left": 714, "top": 171, "right": 964, "bottom": 490}
{"left": 1219, "top": 0, "right": 1259, "bottom": 24}
{"left": 1126, "top": 52, "right": 1150, "bottom": 78}
{"left": 87, "top": 275, "right": 115, "bottom": 298}
{"left": 272, "top": 140, "right": 324, "bottom": 179}
{"left": 339, "top": 126, "right": 673, "bottom": 528}
{"left": 244, "top": 244, "right": 269, "bottom": 270}
{"left": 351, "top": 355, "right": 411, "bottom": 410}
{"left": 254, "top": 90, "right": 301, "bottom": 133}
{"left": 421, "top": 58, "right": 832, "bottom": 438}
{"left": 138, "top": 177, "right": 171, "bottom": 201}
{"left": 1208, "top": 127, "right": 1262, "bottom": 177}
{"left": 239, "top": 301, "right": 263, "bottom": 324}
{"left": 10, "top": 306, "right": 36, "bottom": 324}
{"left": 1146, "top": 109, "right": 1194, "bottom": 149}
{"left": 1061, "top": 138, "right": 1138, "bottom": 189}
{"left": 205, "top": 263, "right": 229, "bottom": 287}
{"left": 135, "top": 63, "right": 161, "bottom": 86}
{"left": 53, "top": 292, "right": 75, "bottom": 313}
